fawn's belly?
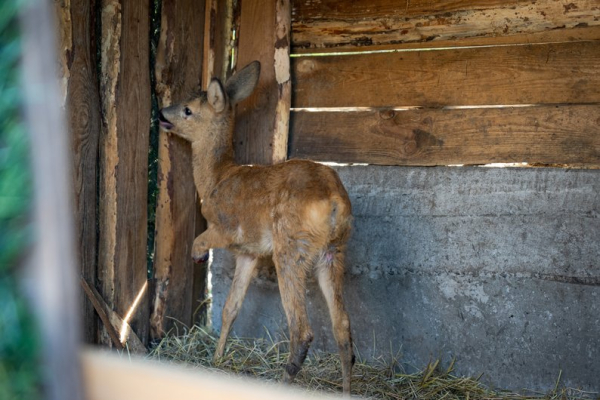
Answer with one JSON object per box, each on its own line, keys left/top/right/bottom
{"left": 227, "top": 225, "right": 274, "bottom": 257}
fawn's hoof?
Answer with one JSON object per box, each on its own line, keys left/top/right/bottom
{"left": 193, "top": 252, "right": 209, "bottom": 263}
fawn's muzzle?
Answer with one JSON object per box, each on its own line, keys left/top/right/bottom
{"left": 158, "top": 111, "right": 174, "bottom": 130}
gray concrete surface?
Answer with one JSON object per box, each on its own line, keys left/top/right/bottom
{"left": 210, "top": 166, "right": 600, "bottom": 392}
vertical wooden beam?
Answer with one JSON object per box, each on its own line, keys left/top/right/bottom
{"left": 20, "top": 0, "right": 84, "bottom": 398}
{"left": 273, "top": 0, "right": 291, "bottom": 164}
{"left": 234, "top": 0, "right": 291, "bottom": 165}
{"left": 192, "top": 0, "right": 233, "bottom": 326}
{"left": 55, "top": 0, "right": 102, "bottom": 344}
{"left": 98, "top": 0, "right": 151, "bottom": 348}
{"left": 151, "top": 0, "right": 206, "bottom": 340}
{"left": 203, "top": 0, "right": 232, "bottom": 86}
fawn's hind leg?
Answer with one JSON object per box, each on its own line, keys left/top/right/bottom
{"left": 214, "top": 254, "right": 258, "bottom": 362}
{"left": 316, "top": 246, "right": 354, "bottom": 395}
{"left": 272, "top": 244, "right": 315, "bottom": 384}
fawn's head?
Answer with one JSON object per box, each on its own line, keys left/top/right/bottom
{"left": 158, "top": 61, "right": 261, "bottom": 142}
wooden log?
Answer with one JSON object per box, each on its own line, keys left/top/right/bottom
{"left": 292, "top": 40, "right": 600, "bottom": 108}
{"left": 98, "top": 0, "right": 151, "bottom": 347}
{"left": 151, "top": 0, "right": 206, "bottom": 340}
{"left": 289, "top": 105, "right": 600, "bottom": 166}
{"left": 20, "top": 0, "right": 84, "bottom": 398}
{"left": 55, "top": 0, "right": 102, "bottom": 345}
{"left": 291, "top": 0, "right": 600, "bottom": 50}
{"left": 234, "top": 0, "right": 291, "bottom": 165}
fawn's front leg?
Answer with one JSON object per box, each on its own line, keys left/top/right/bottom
{"left": 192, "top": 226, "right": 230, "bottom": 263}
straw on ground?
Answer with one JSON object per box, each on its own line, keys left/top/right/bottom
{"left": 148, "top": 325, "right": 598, "bottom": 400}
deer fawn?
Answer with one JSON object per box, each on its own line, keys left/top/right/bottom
{"left": 158, "top": 61, "right": 355, "bottom": 394}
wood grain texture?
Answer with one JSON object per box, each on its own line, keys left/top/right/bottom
{"left": 234, "top": 0, "right": 278, "bottom": 165}
{"left": 292, "top": 25, "right": 600, "bottom": 55}
{"left": 294, "top": 0, "right": 533, "bottom": 20}
{"left": 80, "top": 277, "right": 146, "bottom": 353}
{"left": 56, "top": 0, "right": 102, "bottom": 345}
{"left": 291, "top": 0, "right": 600, "bottom": 50}
{"left": 151, "top": 0, "right": 205, "bottom": 340}
{"left": 273, "top": 0, "right": 292, "bottom": 163}
{"left": 80, "top": 277, "right": 124, "bottom": 350}
{"left": 192, "top": 210, "right": 208, "bottom": 326}
{"left": 98, "top": 0, "right": 151, "bottom": 347}
{"left": 292, "top": 40, "right": 600, "bottom": 108}
{"left": 289, "top": 105, "right": 600, "bottom": 166}
{"left": 203, "top": 0, "right": 232, "bottom": 86}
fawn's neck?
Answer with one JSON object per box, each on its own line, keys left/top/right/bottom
{"left": 191, "top": 121, "right": 236, "bottom": 200}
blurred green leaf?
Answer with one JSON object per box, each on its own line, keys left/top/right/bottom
{"left": 0, "top": 1, "right": 41, "bottom": 399}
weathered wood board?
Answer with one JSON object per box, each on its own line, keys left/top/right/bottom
{"left": 151, "top": 0, "right": 206, "bottom": 340}
{"left": 98, "top": 0, "right": 151, "bottom": 347}
{"left": 289, "top": 105, "right": 600, "bottom": 166}
{"left": 55, "top": 0, "right": 101, "bottom": 344}
{"left": 234, "top": 0, "right": 291, "bottom": 165}
{"left": 293, "top": 25, "right": 600, "bottom": 54}
{"left": 292, "top": 0, "right": 600, "bottom": 50}
{"left": 203, "top": 0, "right": 232, "bottom": 85}
{"left": 292, "top": 39, "right": 600, "bottom": 108}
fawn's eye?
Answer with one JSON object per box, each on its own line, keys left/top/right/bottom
{"left": 184, "top": 107, "right": 192, "bottom": 116}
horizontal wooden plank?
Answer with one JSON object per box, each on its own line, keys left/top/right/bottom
{"left": 292, "top": 40, "right": 600, "bottom": 108}
{"left": 292, "top": 25, "right": 600, "bottom": 55}
{"left": 292, "top": 0, "right": 600, "bottom": 50}
{"left": 289, "top": 105, "right": 600, "bottom": 166}
{"left": 293, "top": 0, "right": 535, "bottom": 21}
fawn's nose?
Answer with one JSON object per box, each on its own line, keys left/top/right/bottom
{"left": 158, "top": 111, "right": 174, "bottom": 130}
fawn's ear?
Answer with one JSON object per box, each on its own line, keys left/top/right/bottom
{"left": 207, "top": 78, "right": 226, "bottom": 113}
{"left": 225, "top": 61, "right": 261, "bottom": 104}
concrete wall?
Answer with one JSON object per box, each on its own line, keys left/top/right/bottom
{"left": 210, "top": 166, "right": 600, "bottom": 392}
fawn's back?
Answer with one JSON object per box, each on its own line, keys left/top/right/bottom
{"left": 202, "top": 158, "right": 352, "bottom": 259}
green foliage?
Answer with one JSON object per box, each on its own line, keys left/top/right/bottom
{"left": 0, "top": 1, "right": 42, "bottom": 399}
{"left": 0, "top": 0, "right": 31, "bottom": 272}
{"left": 0, "top": 281, "right": 40, "bottom": 400}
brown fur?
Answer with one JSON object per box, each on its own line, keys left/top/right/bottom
{"left": 159, "top": 61, "right": 354, "bottom": 394}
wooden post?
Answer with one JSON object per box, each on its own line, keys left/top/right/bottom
{"left": 55, "top": 0, "right": 102, "bottom": 345}
{"left": 151, "top": 0, "right": 206, "bottom": 340}
{"left": 20, "top": 0, "right": 84, "bottom": 398}
{"left": 98, "top": 0, "right": 151, "bottom": 348}
{"left": 234, "top": 0, "right": 292, "bottom": 165}
{"left": 273, "top": 0, "right": 291, "bottom": 164}
{"left": 203, "top": 0, "right": 233, "bottom": 86}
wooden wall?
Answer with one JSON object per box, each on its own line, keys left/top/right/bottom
{"left": 56, "top": 0, "right": 102, "bottom": 344}
{"left": 151, "top": 0, "right": 213, "bottom": 340}
{"left": 55, "top": 0, "right": 221, "bottom": 349}
{"left": 234, "top": 0, "right": 292, "bottom": 165}
{"left": 289, "top": 0, "right": 600, "bottom": 167}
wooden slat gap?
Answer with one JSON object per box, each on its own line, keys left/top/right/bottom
{"left": 292, "top": 102, "right": 600, "bottom": 113}
{"left": 292, "top": 25, "right": 600, "bottom": 55}
{"left": 292, "top": 38, "right": 600, "bottom": 58}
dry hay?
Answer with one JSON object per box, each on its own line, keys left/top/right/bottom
{"left": 147, "top": 325, "right": 597, "bottom": 400}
